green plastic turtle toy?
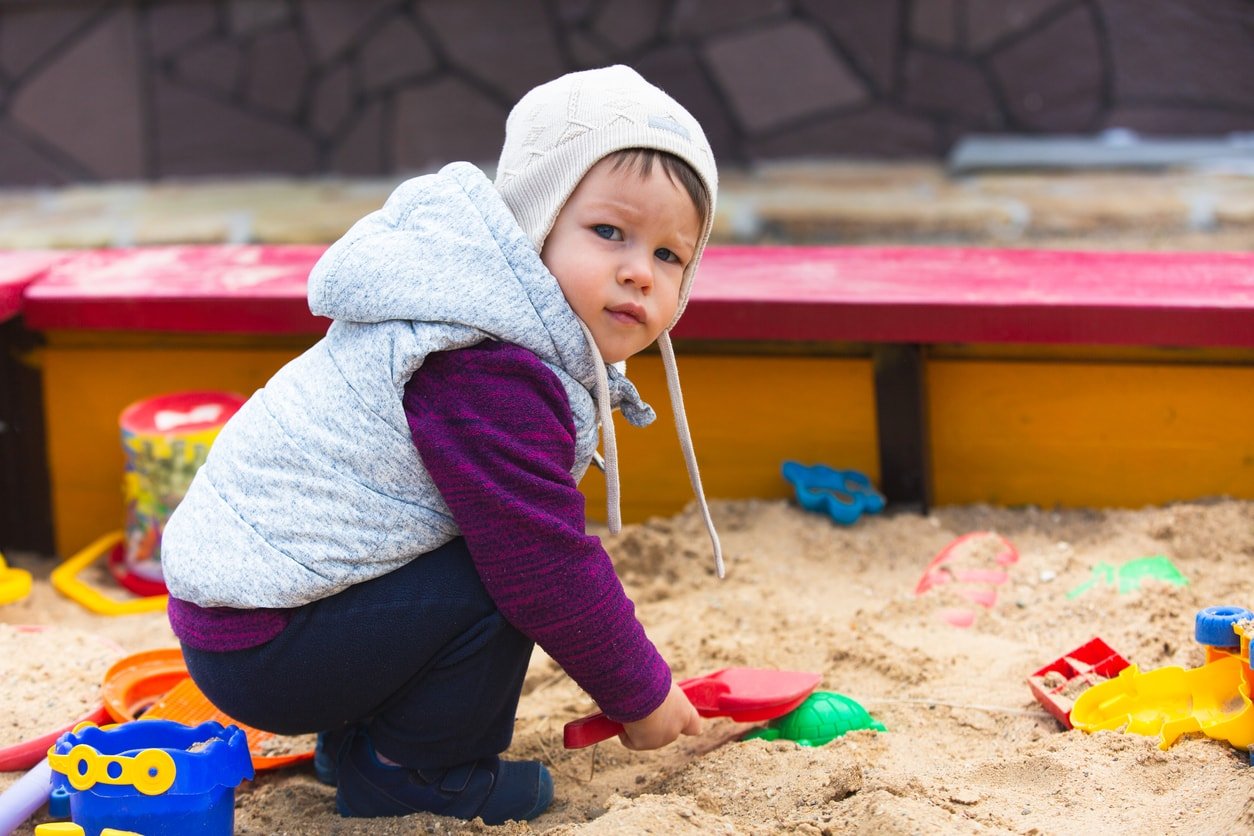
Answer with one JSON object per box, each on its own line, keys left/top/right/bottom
{"left": 743, "top": 691, "right": 886, "bottom": 746}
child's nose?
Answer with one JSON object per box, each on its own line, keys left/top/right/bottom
{"left": 617, "top": 249, "right": 654, "bottom": 292}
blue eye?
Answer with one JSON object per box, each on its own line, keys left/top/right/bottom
{"left": 655, "top": 248, "right": 680, "bottom": 264}
{"left": 593, "top": 224, "right": 618, "bottom": 239}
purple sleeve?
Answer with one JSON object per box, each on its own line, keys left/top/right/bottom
{"left": 403, "top": 341, "right": 671, "bottom": 723}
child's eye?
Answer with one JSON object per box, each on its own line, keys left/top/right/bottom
{"left": 592, "top": 224, "right": 621, "bottom": 240}
{"left": 655, "top": 247, "right": 681, "bottom": 265}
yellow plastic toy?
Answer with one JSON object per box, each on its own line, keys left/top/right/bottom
{"left": 0, "top": 550, "right": 33, "bottom": 605}
{"left": 1071, "top": 606, "right": 1253, "bottom": 752}
{"left": 34, "top": 825, "right": 84, "bottom": 835}
{"left": 35, "top": 824, "right": 141, "bottom": 836}
{"left": 50, "top": 532, "right": 168, "bottom": 616}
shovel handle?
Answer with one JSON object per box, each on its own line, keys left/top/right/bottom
{"left": 563, "top": 712, "right": 624, "bottom": 749}
{"left": 562, "top": 676, "right": 715, "bottom": 749}
{"left": 0, "top": 757, "right": 52, "bottom": 834}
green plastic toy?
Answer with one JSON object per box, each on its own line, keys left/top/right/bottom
{"left": 743, "top": 691, "right": 885, "bottom": 746}
{"left": 1067, "top": 555, "right": 1188, "bottom": 600}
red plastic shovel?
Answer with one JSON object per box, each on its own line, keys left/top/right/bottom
{"left": 563, "top": 667, "right": 822, "bottom": 748}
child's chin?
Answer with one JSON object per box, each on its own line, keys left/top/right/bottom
{"left": 600, "top": 346, "right": 637, "bottom": 366}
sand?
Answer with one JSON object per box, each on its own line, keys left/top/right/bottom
{"left": 3, "top": 498, "right": 1253, "bottom": 835}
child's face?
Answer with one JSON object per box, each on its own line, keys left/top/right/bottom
{"left": 541, "top": 156, "right": 701, "bottom": 365}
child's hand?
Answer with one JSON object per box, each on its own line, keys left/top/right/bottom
{"left": 618, "top": 682, "right": 702, "bottom": 750}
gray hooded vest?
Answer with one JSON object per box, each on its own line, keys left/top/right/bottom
{"left": 161, "top": 162, "right": 655, "bottom": 609}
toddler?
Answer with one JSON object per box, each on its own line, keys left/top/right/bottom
{"left": 161, "top": 65, "right": 722, "bottom": 825}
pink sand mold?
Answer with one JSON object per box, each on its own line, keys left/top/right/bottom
{"left": 914, "top": 531, "right": 1019, "bottom": 628}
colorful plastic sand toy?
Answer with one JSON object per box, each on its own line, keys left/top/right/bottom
{"left": 1070, "top": 606, "right": 1254, "bottom": 753}
{"left": 48, "top": 719, "right": 253, "bottom": 836}
{"left": 118, "top": 391, "right": 245, "bottom": 596}
{"left": 1066, "top": 554, "right": 1188, "bottom": 599}
{"left": 914, "top": 531, "right": 1019, "bottom": 628}
{"left": 0, "top": 550, "right": 33, "bottom": 605}
{"left": 51, "top": 532, "right": 169, "bottom": 616}
{"left": 1026, "top": 637, "right": 1131, "bottom": 728}
{"left": 781, "top": 461, "right": 885, "bottom": 525}
{"left": 1195, "top": 604, "right": 1250, "bottom": 660}
{"left": 743, "top": 691, "right": 885, "bottom": 746}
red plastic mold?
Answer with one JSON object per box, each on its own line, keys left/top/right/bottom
{"left": 1028, "top": 637, "right": 1130, "bottom": 728}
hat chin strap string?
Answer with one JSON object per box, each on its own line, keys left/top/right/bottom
{"left": 657, "top": 332, "right": 724, "bottom": 578}
{"left": 579, "top": 320, "right": 623, "bottom": 537}
{"left": 579, "top": 319, "right": 724, "bottom": 578}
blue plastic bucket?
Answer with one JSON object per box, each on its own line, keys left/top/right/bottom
{"left": 49, "top": 720, "right": 253, "bottom": 836}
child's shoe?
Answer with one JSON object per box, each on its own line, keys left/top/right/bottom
{"left": 314, "top": 727, "right": 353, "bottom": 786}
{"left": 335, "top": 728, "right": 553, "bottom": 824}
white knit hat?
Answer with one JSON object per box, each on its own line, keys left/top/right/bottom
{"left": 495, "top": 66, "right": 724, "bottom": 577}
{"left": 496, "top": 64, "right": 718, "bottom": 328}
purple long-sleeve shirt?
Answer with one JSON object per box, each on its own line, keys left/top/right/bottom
{"left": 168, "top": 340, "right": 670, "bottom": 722}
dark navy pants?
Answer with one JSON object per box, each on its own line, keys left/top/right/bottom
{"left": 181, "top": 538, "right": 534, "bottom": 770}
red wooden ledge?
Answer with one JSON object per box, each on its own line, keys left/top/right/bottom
{"left": 0, "top": 249, "right": 71, "bottom": 322}
{"left": 22, "top": 245, "right": 329, "bottom": 334}
{"left": 18, "top": 244, "right": 1254, "bottom": 348}
{"left": 677, "top": 247, "right": 1254, "bottom": 348}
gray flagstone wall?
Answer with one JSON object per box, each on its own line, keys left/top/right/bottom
{"left": 0, "top": 0, "right": 1251, "bottom": 186}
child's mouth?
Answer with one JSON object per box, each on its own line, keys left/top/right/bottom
{"left": 607, "top": 304, "right": 644, "bottom": 324}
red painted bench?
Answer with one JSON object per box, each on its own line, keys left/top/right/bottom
{"left": 19, "top": 245, "right": 1254, "bottom": 348}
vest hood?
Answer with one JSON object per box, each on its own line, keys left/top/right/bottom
{"left": 308, "top": 161, "right": 654, "bottom": 426}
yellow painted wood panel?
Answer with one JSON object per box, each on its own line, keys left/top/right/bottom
{"left": 36, "top": 338, "right": 1254, "bottom": 553}
{"left": 579, "top": 354, "right": 878, "bottom": 522}
{"left": 39, "top": 343, "right": 877, "bottom": 554}
{"left": 40, "top": 342, "right": 309, "bottom": 556}
{"left": 929, "top": 360, "right": 1254, "bottom": 507}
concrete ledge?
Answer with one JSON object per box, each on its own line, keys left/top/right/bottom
{"left": 3, "top": 166, "right": 1253, "bottom": 252}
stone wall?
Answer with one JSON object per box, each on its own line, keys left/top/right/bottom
{"left": 0, "top": 0, "right": 1251, "bottom": 186}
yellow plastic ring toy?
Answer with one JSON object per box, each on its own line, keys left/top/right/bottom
{"left": 49, "top": 743, "right": 177, "bottom": 795}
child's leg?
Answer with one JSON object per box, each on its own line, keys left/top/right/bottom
{"left": 182, "top": 536, "right": 534, "bottom": 768}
